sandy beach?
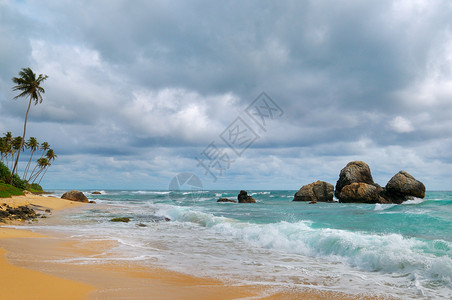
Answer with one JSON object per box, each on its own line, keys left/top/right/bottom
{"left": 0, "top": 194, "right": 383, "bottom": 299}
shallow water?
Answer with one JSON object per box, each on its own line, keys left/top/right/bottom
{"left": 21, "top": 190, "right": 452, "bottom": 299}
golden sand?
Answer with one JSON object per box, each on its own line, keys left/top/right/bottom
{"left": 0, "top": 194, "right": 382, "bottom": 299}
{"left": 1, "top": 193, "right": 84, "bottom": 211}
{"left": 0, "top": 228, "right": 95, "bottom": 300}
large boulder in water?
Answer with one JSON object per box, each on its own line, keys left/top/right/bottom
{"left": 339, "top": 182, "right": 384, "bottom": 203}
{"left": 61, "top": 190, "right": 89, "bottom": 203}
{"left": 335, "top": 161, "right": 374, "bottom": 198}
{"left": 384, "top": 171, "right": 425, "bottom": 204}
{"left": 293, "top": 181, "right": 334, "bottom": 202}
{"left": 237, "top": 190, "right": 256, "bottom": 203}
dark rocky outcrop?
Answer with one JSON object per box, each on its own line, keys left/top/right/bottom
{"left": 92, "top": 191, "right": 101, "bottom": 195}
{"left": 0, "top": 205, "right": 37, "bottom": 222}
{"left": 217, "top": 198, "right": 237, "bottom": 203}
{"left": 338, "top": 182, "right": 384, "bottom": 204}
{"left": 293, "top": 181, "right": 334, "bottom": 202}
{"left": 237, "top": 190, "right": 256, "bottom": 203}
{"left": 61, "top": 190, "right": 89, "bottom": 203}
{"left": 335, "top": 161, "right": 374, "bottom": 198}
{"left": 383, "top": 171, "right": 426, "bottom": 204}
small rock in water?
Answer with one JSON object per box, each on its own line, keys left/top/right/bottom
{"left": 89, "top": 200, "right": 96, "bottom": 204}
{"left": 237, "top": 190, "right": 256, "bottom": 203}
{"left": 217, "top": 198, "right": 237, "bottom": 203}
{"left": 110, "top": 217, "right": 130, "bottom": 223}
{"left": 92, "top": 191, "right": 102, "bottom": 195}
{"left": 137, "top": 223, "right": 147, "bottom": 227}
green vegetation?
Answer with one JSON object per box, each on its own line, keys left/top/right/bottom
{"left": 0, "top": 162, "right": 43, "bottom": 192}
{"left": 0, "top": 68, "right": 55, "bottom": 189}
{"left": 110, "top": 217, "right": 130, "bottom": 223}
{"left": 28, "top": 183, "right": 43, "bottom": 192}
{"left": 0, "top": 135, "right": 56, "bottom": 185}
{"left": 10, "top": 68, "right": 48, "bottom": 183}
{"left": 0, "top": 182, "right": 24, "bottom": 198}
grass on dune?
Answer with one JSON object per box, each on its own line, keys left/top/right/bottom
{"left": 0, "top": 182, "right": 24, "bottom": 198}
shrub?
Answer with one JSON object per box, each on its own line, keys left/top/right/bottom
{"left": 29, "top": 183, "right": 43, "bottom": 192}
{"left": 0, "top": 182, "right": 24, "bottom": 198}
{"left": 12, "top": 174, "right": 26, "bottom": 190}
{"left": 0, "top": 162, "right": 10, "bottom": 183}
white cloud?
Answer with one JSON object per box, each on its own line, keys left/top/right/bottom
{"left": 389, "top": 116, "right": 415, "bottom": 133}
{"left": 2, "top": 0, "right": 452, "bottom": 189}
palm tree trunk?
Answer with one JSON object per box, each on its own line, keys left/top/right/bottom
{"left": 37, "top": 167, "right": 48, "bottom": 185}
{"left": 30, "top": 167, "right": 44, "bottom": 184}
{"left": 10, "top": 96, "right": 32, "bottom": 184}
{"left": 28, "top": 162, "right": 41, "bottom": 182}
{"left": 23, "top": 149, "right": 35, "bottom": 180}
{"left": 9, "top": 152, "right": 14, "bottom": 170}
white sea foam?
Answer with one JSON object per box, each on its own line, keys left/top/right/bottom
{"left": 374, "top": 203, "right": 397, "bottom": 211}
{"left": 153, "top": 203, "right": 452, "bottom": 297}
{"left": 403, "top": 197, "right": 425, "bottom": 205}
{"left": 132, "top": 191, "right": 170, "bottom": 195}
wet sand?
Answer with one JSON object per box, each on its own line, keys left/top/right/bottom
{"left": 0, "top": 194, "right": 382, "bottom": 299}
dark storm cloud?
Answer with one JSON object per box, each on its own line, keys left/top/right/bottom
{"left": 1, "top": 0, "right": 452, "bottom": 189}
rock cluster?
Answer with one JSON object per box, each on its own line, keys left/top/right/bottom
{"left": 293, "top": 161, "right": 425, "bottom": 204}
{"left": 61, "top": 190, "right": 89, "bottom": 203}
{"left": 237, "top": 190, "right": 256, "bottom": 203}
{"left": 0, "top": 204, "right": 37, "bottom": 222}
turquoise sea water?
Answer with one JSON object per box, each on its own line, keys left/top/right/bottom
{"left": 23, "top": 190, "right": 452, "bottom": 299}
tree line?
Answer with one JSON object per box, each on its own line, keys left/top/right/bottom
{"left": 0, "top": 133, "right": 56, "bottom": 184}
{"left": 0, "top": 67, "right": 54, "bottom": 190}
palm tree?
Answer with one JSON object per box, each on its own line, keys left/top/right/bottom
{"left": 36, "top": 149, "right": 57, "bottom": 185}
{"left": 28, "top": 142, "right": 50, "bottom": 182}
{"left": 30, "top": 157, "right": 49, "bottom": 184}
{"left": 10, "top": 67, "right": 48, "bottom": 184}
{"left": 23, "top": 137, "right": 39, "bottom": 179}
{"left": 1, "top": 132, "right": 13, "bottom": 166}
{"left": 0, "top": 138, "right": 7, "bottom": 163}
{"left": 45, "top": 149, "right": 57, "bottom": 162}
{"left": 10, "top": 136, "right": 23, "bottom": 171}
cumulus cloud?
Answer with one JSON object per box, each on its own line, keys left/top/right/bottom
{"left": 1, "top": 0, "right": 452, "bottom": 189}
{"left": 389, "top": 116, "right": 415, "bottom": 133}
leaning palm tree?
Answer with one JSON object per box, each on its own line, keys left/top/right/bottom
{"left": 28, "top": 142, "right": 50, "bottom": 182}
{"left": 30, "top": 157, "right": 49, "bottom": 184}
{"left": 23, "top": 137, "right": 39, "bottom": 180}
{"left": 10, "top": 67, "right": 48, "bottom": 184}
{"left": 36, "top": 149, "right": 57, "bottom": 185}
{"left": 45, "top": 149, "right": 57, "bottom": 162}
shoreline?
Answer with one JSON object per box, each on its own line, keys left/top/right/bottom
{"left": 0, "top": 194, "right": 385, "bottom": 299}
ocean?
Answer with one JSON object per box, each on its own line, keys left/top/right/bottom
{"left": 21, "top": 190, "right": 452, "bottom": 299}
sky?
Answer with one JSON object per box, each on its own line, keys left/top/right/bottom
{"left": 1, "top": 0, "right": 452, "bottom": 190}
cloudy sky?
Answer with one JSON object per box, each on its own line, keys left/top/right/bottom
{"left": 1, "top": 0, "right": 452, "bottom": 190}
